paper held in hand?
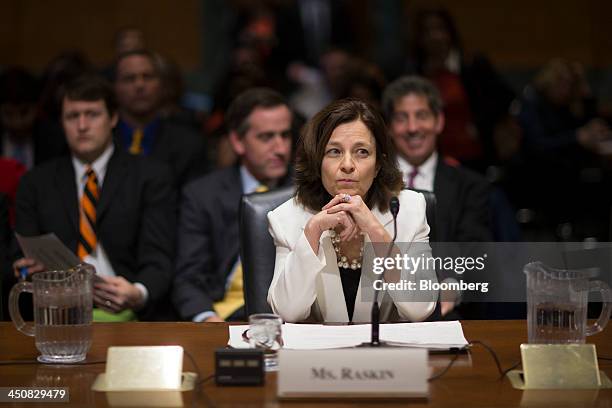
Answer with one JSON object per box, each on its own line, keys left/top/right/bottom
{"left": 229, "top": 321, "right": 469, "bottom": 351}
{"left": 15, "top": 232, "right": 81, "bottom": 270}
{"left": 15, "top": 232, "right": 104, "bottom": 282}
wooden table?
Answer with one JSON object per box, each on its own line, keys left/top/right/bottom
{"left": 1, "top": 321, "right": 611, "bottom": 407}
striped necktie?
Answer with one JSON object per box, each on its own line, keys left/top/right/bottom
{"left": 129, "top": 128, "right": 144, "bottom": 155}
{"left": 77, "top": 166, "right": 99, "bottom": 260}
{"left": 407, "top": 167, "right": 419, "bottom": 189}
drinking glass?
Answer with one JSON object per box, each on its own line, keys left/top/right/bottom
{"left": 245, "top": 313, "right": 283, "bottom": 371}
{"left": 9, "top": 264, "right": 94, "bottom": 363}
{"left": 525, "top": 262, "right": 612, "bottom": 344}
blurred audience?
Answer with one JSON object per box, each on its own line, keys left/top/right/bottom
{"left": 519, "top": 59, "right": 611, "bottom": 158}
{"left": 514, "top": 59, "right": 612, "bottom": 240}
{"left": 207, "top": 38, "right": 278, "bottom": 168}
{"left": 272, "top": 0, "right": 355, "bottom": 71}
{"left": 288, "top": 47, "right": 352, "bottom": 119}
{"left": 39, "top": 51, "right": 94, "bottom": 122}
{"left": 172, "top": 88, "right": 293, "bottom": 322}
{"left": 0, "top": 159, "right": 25, "bottom": 226}
{"left": 114, "top": 27, "right": 146, "bottom": 56}
{"left": 407, "top": 8, "right": 516, "bottom": 171}
{"left": 338, "top": 58, "right": 386, "bottom": 112}
{"left": 1, "top": 67, "right": 66, "bottom": 224}
{"left": 0, "top": 67, "right": 67, "bottom": 169}
{"left": 112, "top": 49, "right": 208, "bottom": 187}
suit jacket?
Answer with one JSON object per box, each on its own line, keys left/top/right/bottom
{"left": 267, "top": 190, "right": 438, "bottom": 323}
{"left": 172, "top": 166, "right": 291, "bottom": 320}
{"left": 433, "top": 159, "right": 492, "bottom": 243}
{"left": 433, "top": 159, "right": 493, "bottom": 319}
{"left": 15, "top": 148, "right": 177, "bottom": 321}
{"left": 114, "top": 118, "right": 208, "bottom": 188}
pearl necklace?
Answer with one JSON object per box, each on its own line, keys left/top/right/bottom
{"left": 329, "top": 229, "right": 363, "bottom": 270}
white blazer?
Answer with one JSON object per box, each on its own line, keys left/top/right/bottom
{"left": 267, "top": 190, "right": 438, "bottom": 323}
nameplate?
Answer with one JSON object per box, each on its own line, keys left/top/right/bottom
{"left": 277, "top": 348, "right": 428, "bottom": 399}
{"left": 104, "top": 346, "right": 184, "bottom": 390}
{"left": 513, "top": 344, "right": 611, "bottom": 389}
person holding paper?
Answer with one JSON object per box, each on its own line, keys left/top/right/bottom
{"left": 267, "top": 98, "right": 437, "bottom": 323}
{"left": 13, "top": 74, "right": 176, "bottom": 321}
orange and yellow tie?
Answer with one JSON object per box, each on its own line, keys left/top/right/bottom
{"left": 77, "top": 166, "right": 99, "bottom": 260}
{"left": 129, "top": 128, "right": 144, "bottom": 155}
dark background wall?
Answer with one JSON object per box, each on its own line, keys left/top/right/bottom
{"left": 1, "top": 0, "right": 611, "bottom": 73}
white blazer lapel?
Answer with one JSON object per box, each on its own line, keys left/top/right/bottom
{"left": 371, "top": 205, "right": 394, "bottom": 230}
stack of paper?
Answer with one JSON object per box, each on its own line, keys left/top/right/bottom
{"left": 229, "top": 321, "right": 468, "bottom": 351}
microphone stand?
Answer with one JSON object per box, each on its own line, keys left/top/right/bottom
{"left": 359, "top": 197, "right": 399, "bottom": 347}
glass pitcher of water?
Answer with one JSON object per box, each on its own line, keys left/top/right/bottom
{"left": 9, "top": 264, "right": 94, "bottom": 363}
{"left": 525, "top": 261, "right": 612, "bottom": 344}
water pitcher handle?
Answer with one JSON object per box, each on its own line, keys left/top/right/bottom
{"left": 585, "top": 280, "right": 612, "bottom": 337}
{"left": 8, "top": 281, "right": 35, "bottom": 337}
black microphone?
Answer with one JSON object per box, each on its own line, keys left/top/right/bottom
{"left": 369, "top": 196, "right": 400, "bottom": 347}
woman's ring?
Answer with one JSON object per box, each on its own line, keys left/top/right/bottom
{"left": 342, "top": 194, "right": 351, "bottom": 202}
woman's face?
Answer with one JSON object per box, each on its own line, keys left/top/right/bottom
{"left": 321, "top": 119, "right": 378, "bottom": 200}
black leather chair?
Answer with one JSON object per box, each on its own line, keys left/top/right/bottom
{"left": 408, "top": 188, "right": 437, "bottom": 242}
{"left": 239, "top": 186, "right": 294, "bottom": 316}
{"left": 406, "top": 189, "right": 444, "bottom": 320}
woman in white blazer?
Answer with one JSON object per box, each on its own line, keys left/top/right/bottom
{"left": 267, "top": 99, "right": 438, "bottom": 323}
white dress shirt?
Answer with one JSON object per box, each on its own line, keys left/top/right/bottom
{"left": 397, "top": 152, "right": 438, "bottom": 192}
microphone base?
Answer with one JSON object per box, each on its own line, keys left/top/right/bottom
{"left": 356, "top": 341, "right": 391, "bottom": 348}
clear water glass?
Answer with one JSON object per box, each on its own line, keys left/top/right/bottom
{"left": 9, "top": 264, "right": 94, "bottom": 363}
{"left": 247, "top": 313, "right": 283, "bottom": 371}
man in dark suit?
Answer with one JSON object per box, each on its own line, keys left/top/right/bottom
{"left": 172, "top": 88, "right": 293, "bottom": 322}
{"left": 13, "top": 75, "right": 176, "bottom": 321}
{"left": 113, "top": 49, "right": 208, "bottom": 188}
{"left": 383, "top": 76, "right": 491, "bottom": 316}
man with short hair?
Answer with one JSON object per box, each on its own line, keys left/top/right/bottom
{"left": 383, "top": 76, "right": 491, "bottom": 242}
{"left": 113, "top": 49, "right": 207, "bottom": 187}
{"left": 14, "top": 74, "right": 176, "bottom": 321}
{"left": 383, "top": 76, "right": 491, "bottom": 316}
{"left": 172, "top": 88, "right": 293, "bottom": 322}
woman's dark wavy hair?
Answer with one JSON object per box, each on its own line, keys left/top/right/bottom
{"left": 294, "top": 98, "right": 403, "bottom": 213}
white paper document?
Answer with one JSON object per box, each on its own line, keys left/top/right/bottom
{"left": 15, "top": 232, "right": 81, "bottom": 270}
{"left": 229, "top": 321, "right": 468, "bottom": 351}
